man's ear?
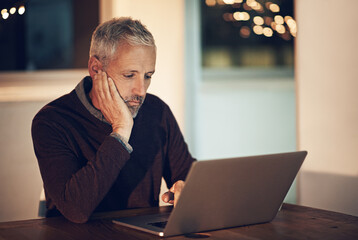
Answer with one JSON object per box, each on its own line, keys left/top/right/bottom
{"left": 88, "top": 56, "right": 103, "bottom": 78}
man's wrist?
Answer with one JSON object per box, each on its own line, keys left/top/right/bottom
{"left": 110, "top": 132, "right": 133, "bottom": 153}
{"left": 112, "top": 126, "right": 132, "bottom": 141}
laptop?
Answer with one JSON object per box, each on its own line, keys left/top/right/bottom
{"left": 113, "top": 151, "right": 307, "bottom": 237}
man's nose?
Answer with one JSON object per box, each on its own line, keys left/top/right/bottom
{"left": 132, "top": 78, "right": 146, "bottom": 96}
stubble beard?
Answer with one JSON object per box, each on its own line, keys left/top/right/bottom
{"left": 124, "top": 95, "right": 145, "bottom": 118}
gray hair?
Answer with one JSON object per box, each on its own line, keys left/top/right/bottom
{"left": 89, "top": 17, "right": 156, "bottom": 68}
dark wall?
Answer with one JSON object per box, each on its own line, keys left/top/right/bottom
{"left": 0, "top": 0, "right": 99, "bottom": 71}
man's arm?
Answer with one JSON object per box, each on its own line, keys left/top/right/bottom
{"left": 32, "top": 72, "right": 134, "bottom": 223}
{"left": 32, "top": 120, "right": 130, "bottom": 223}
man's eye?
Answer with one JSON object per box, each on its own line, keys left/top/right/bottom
{"left": 124, "top": 74, "right": 134, "bottom": 78}
{"left": 145, "top": 75, "right": 152, "bottom": 80}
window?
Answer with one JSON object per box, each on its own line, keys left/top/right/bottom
{"left": 201, "top": 0, "right": 295, "bottom": 69}
{"left": 0, "top": 0, "right": 99, "bottom": 71}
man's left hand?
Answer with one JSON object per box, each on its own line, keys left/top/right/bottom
{"left": 161, "top": 180, "right": 185, "bottom": 207}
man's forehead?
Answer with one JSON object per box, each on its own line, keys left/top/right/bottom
{"left": 113, "top": 44, "right": 155, "bottom": 58}
{"left": 109, "top": 49, "right": 156, "bottom": 73}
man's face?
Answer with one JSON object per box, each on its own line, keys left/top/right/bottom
{"left": 105, "top": 42, "right": 156, "bottom": 118}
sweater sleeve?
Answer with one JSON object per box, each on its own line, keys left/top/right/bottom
{"left": 162, "top": 105, "right": 196, "bottom": 188}
{"left": 31, "top": 118, "right": 130, "bottom": 223}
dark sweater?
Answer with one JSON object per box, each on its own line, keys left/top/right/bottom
{"left": 31, "top": 77, "right": 195, "bottom": 223}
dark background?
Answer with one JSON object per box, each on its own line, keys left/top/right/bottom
{"left": 0, "top": 0, "right": 99, "bottom": 71}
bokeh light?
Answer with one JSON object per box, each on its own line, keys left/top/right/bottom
{"left": 253, "top": 16, "right": 264, "bottom": 25}
{"left": 240, "top": 26, "right": 251, "bottom": 38}
{"left": 10, "top": 7, "right": 16, "bottom": 15}
{"left": 274, "top": 15, "right": 284, "bottom": 25}
{"left": 18, "top": 6, "right": 25, "bottom": 15}
{"left": 253, "top": 25, "right": 263, "bottom": 35}
{"left": 206, "top": 0, "right": 216, "bottom": 7}
{"left": 263, "top": 27, "right": 273, "bottom": 37}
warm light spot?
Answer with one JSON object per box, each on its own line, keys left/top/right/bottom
{"left": 248, "top": 0, "right": 262, "bottom": 11}
{"left": 287, "top": 18, "right": 297, "bottom": 37}
{"left": 243, "top": 12, "right": 250, "bottom": 21}
{"left": 247, "top": 0, "right": 255, "bottom": 7}
{"left": 288, "top": 19, "right": 297, "bottom": 37}
{"left": 287, "top": 18, "right": 297, "bottom": 28}
{"left": 233, "top": 11, "right": 250, "bottom": 21}
{"left": 265, "top": 2, "right": 272, "bottom": 9}
{"left": 256, "top": 6, "right": 264, "bottom": 13}
{"left": 276, "top": 24, "right": 286, "bottom": 34}
{"left": 270, "top": 22, "right": 277, "bottom": 30}
{"left": 2, "top": 12, "right": 9, "bottom": 19}
{"left": 284, "top": 16, "right": 293, "bottom": 23}
{"left": 223, "top": 0, "right": 235, "bottom": 4}
{"left": 269, "top": 3, "right": 280, "bottom": 12}
{"left": 263, "top": 27, "right": 273, "bottom": 37}
{"left": 206, "top": 0, "right": 216, "bottom": 6}
{"left": 253, "top": 25, "right": 263, "bottom": 35}
{"left": 223, "top": 13, "right": 234, "bottom": 21}
{"left": 10, "top": 7, "right": 16, "bottom": 14}
{"left": 290, "top": 26, "right": 297, "bottom": 37}
{"left": 243, "top": 3, "right": 251, "bottom": 11}
{"left": 234, "top": 0, "right": 243, "bottom": 3}
{"left": 1, "top": 9, "right": 7, "bottom": 15}
{"left": 253, "top": 16, "right": 264, "bottom": 25}
{"left": 233, "top": 12, "right": 241, "bottom": 20}
{"left": 240, "top": 26, "right": 251, "bottom": 38}
{"left": 264, "top": 16, "right": 273, "bottom": 25}
{"left": 274, "top": 15, "right": 284, "bottom": 25}
{"left": 18, "top": 6, "right": 25, "bottom": 15}
{"left": 246, "top": 0, "right": 255, "bottom": 5}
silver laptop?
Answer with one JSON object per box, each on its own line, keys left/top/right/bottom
{"left": 113, "top": 151, "right": 307, "bottom": 237}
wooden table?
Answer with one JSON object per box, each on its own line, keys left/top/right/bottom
{"left": 0, "top": 204, "right": 357, "bottom": 240}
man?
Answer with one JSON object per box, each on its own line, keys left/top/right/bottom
{"left": 32, "top": 17, "right": 195, "bottom": 223}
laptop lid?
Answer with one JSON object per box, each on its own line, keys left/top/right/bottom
{"left": 114, "top": 151, "right": 307, "bottom": 237}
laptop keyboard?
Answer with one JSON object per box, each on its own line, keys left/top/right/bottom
{"left": 148, "top": 221, "right": 168, "bottom": 229}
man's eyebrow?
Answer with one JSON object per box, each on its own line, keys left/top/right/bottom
{"left": 121, "top": 70, "right": 155, "bottom": 74}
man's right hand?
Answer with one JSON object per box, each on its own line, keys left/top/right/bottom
{"left": 91, "top": 70, "right": 134, "bottom": 141}
{"left": 161, "top": 180, "right": 185, "bottom": 207}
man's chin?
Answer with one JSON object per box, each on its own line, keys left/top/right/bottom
{"left": 125, "top": 95, "right": 145, "bottom": 118}
{"left": 128, "top": 105, "right": 141, "bottom": 118}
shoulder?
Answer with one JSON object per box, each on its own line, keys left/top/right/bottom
{"left": 33, "top": 91, "right": 78, "bottom": 125}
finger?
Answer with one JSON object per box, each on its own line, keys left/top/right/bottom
{"left": 174, "top": 191, "right": 179, "bottom": 207}
{"left": 161, "top": 191, "right": 175, "bottom": 203}
{"left": 101, "top": 71, "right": 111, "bottom": 100}
{"left": 107, "top": 77, "right": 121, "bottom": 102}
{"left": 166, "top": 184, "right": 176, "bottom": 205}
{"left": 161, "top": 192, "right": 169, "bottom": 203}
{"left": 92, "top": 71, "right": 103, "bottom": 106}
{"left": 173, "top": 181, "right": 185, "bottom": 207}
{"left": 92, "top": 70, "right": 101, "bottom": 90}
{"left": 93, "top": 70, "right": 105, "bottom": 101}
